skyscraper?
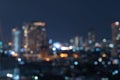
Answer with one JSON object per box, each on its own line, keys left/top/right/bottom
{"left": 23, "top": 21, "right": 48, "bottom": 54}
{"left": 12, "top": 28, "right": 21, "bottom": 53}
{"left": 111, "top": 21, "right": 120, "bottom": 57}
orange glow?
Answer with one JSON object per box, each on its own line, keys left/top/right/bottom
{"left": 102, "top": 53, "right": 107, "bottom": 58}
{"left": 33, "top": 22, "right": 46, "bottom": 26}
{"left": 60, "top": 53, "right": 68, "bottom": 58}
{"left": 45, "top": 57, "right": 50, "bottom": 62}
{"left": 12, "top": 52, "right": 18, "bottom": 57}
{"left": 73, "top": 54, "right": 79, "bottom": 58}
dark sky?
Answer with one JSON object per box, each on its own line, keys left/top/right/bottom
{"left": 0, "top": 0, "right": 120, "bottom": 42}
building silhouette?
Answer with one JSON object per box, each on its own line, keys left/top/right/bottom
{"left": 111, "top": 21, "right": 120, "bottom": 57}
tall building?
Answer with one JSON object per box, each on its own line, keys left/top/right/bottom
{"left": 23, "top": 21, "right": 48, "bottom": 54}
{"left": 69, "top": 36, "right": 84, "bottom": 51}
{"left": 111, "top": 21, "right": 120, "bottom": 57}
{"left": 88, "top": 31, "right": 95, "bottom": 45}
{"left": 12, "top": 28, "right": 21, "bottom": 53}
{"left": 87, "top": 31, "right": 96, "bottom": 49}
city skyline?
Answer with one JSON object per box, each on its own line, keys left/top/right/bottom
{"left": 0, "top": 0, "right": 120, "bottom": 42}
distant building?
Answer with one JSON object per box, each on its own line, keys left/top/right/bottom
{"left": 111, "top": 21, "right": 120, "bottom": 57}
{"left": 88, "top": 31, "right": 95, "bottom": 46}
{"left": 12, "top": 28, "right": 21, "bottom": 53}
{"left": 22, "top": 21, "right": 48, "bottom": 54}
{"left": 75, "top": 36, "right": 79, "bottom": 50}
{"left": 83, "top": 31, "right": 95, "bottom": 51}
{"left": 70, "top": 36, "right": 84, "bottom": 51}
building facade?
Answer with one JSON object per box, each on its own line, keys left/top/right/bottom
{"left": 23, "top": 21, "right": 48, "bottom": 54}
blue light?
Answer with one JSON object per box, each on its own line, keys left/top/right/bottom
{"left": 20, "top": 48, "right": 25, "bottom": 52}
{"left": 79, "top": 47, "right": 83, "bottom": 50}
{"left": 4, "top": 51, "right": 8, "bottom": 54}
{"left": 102, "top": 61, "right": 105, "bottom": 65}
{"left": 53, "top": 42, "right": 61, "bottom": 49}
{"left": 72, "top": 49, "right": 76, "bottom": 52}
{"left": 49, "top": 39, "right": 53, "bottom": 44}
{"left": 94, "top": 61, "right": 98, "bottom": 65}
{"left": 74, "top": 61, "right": 78, "bottom": 65}
{"left": 107, "top": 61, "right": 111, "bottom": 65}
{"left": 112, "top": 70, "right": 119, "bottom": 75}
{"left": 95, "top": 48, "right": 100, "bottom": 52}
{"left": 88, "top": 40, "right": 92, "bottom": 44}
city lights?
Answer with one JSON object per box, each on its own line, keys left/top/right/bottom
{"left": 59, "top": 53, "right": 68, "bottom": 58}
{"left": 0, "top": 0, "right": 120, "bottom": 79}
{"left": 45, "top": 57, "right": 50, "bottom": 62}
{"left": 6, "top": 73, "right": 13, "bottom": 78}
{"left": 33, "top": 21, "right": 46, "bottom": 27}
{"left": 53, "top": 42, "right": 61, "bottom": 49}
{"left": 98, "top": 57, "right": 102, "bottom": 62}
{"left": 115, "top": 21, "right": 119, "bottom": 26}
{"left": 0, "top": 19, "right": 120, "bottom": 80}
{"left": 102, "top": 53, "right": 107, "bottom": 58}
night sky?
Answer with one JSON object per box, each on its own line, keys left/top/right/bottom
{"left": 0, "top": 0, "right": 120, "bottom": 42}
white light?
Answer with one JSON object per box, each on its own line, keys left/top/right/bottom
{"left": 34, "top": 76, "right": 38, "bottom": 80}
{"left": 109, "top": 44, "right": 114, "bottom": 48}
{"left": 98, "top": 58, "right": 102, "bottom": 62}
{"left": 61, "top": 47, "right": 69, "bottom": 50}
{"left": 9, "top": 50, "right": 15, "bottom": 55}
{"left": 18, "top": 58, "right": 21, "bottom": 62}
{"left": 115, "top": 21, "right": 119, "bottom": 26}
{"left": 95, "top": 42, "right": 101, "bottom": 47}
{"left": 7, "top": 73, "right": 13, "bottom": 78}
{"left": 103, "top": 38, "right": 107, "bottom": 42}
{"left": 53, "top": 42, "right": 61, "bottom": 49}
{"left": 61, "top": 46, "right": 73, "bottom": 51}
{"left": 52, "top": 47, "right": 56, "bottom": 51}
{"left": 69, "top": 46, "right": 73, "bottom": 49}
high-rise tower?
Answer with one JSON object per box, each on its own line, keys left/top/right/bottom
{"left": 111, "top": 21, "right": 120, "bottom": 57}
{"left": 12, "top": 28, "right": 21, "bottom": 53}
{"left": 23, "top": 21, "right": 48, "bottom": 54}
